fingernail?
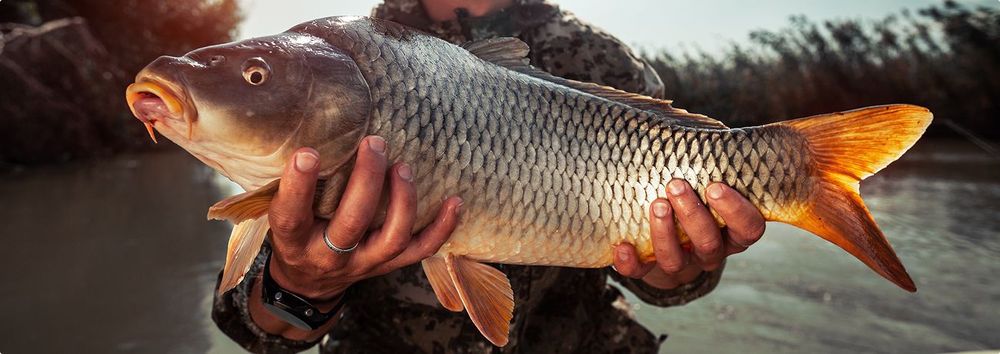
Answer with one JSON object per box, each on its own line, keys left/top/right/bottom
{"left": 668, "top": 179, "right": 686, "bottom": 196}
{"left": 294, "top": 151, "right": 318, "bottom": 172}
{"left": 707, "top": 183, "right": 724, "bottom": 200}
{"left": 397, "top": 163, "right": 413, "bottom": 181}
{"left": 367, "top": 136, "right": 386, "bottom": 155}
{"left": 454, "top": 197, "right": 464, "bottom": 215}
{"left": 652, "top": 202, "right": 670, "bottom": 218}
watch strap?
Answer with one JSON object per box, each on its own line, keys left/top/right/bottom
{"left": 260, "top": 252, "right": 345, "bottom": 330}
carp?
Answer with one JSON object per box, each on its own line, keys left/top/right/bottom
{"left": 126, "top": 16, "right": 931, "bottom": 346}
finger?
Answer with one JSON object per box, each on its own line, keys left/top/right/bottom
{"left": 649, "top": 199, "right": 688, "bottom": 274}
{"left": 326, "top": 136, "right": 389, "bottom": 252}
{"left": 705, "top": 183, "right": 766, "bottom": 255}
{"left": 667, "top": 179, "right": 724, "bottom": 271}
{"left": 376, "top": 196, "right": 463, "bottom": 273}
{"left": 268, "top": 148, "right": 320, "bottom": 250}
{"left": 352, "top": 162, "right": 417, "bottom": 265}
{"left": 613, "top": 243, "right": 655, "bottom": 279}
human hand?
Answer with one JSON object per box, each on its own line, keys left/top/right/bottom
{"left": 266, "top": 136, "right": 463, "bottom": 303}
{"left": 613, "top": 179, "right": 766, "bottom": 289}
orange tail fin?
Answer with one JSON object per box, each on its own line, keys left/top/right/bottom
{"left": 777, "top": 104, "right": 932, "bottom": 292}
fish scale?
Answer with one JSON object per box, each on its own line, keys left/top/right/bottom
{"left": 130, "top": 16, "right": 928, "bottom": 346}
{"left": 336, "top": 24, "right": 811, "bottom": 266}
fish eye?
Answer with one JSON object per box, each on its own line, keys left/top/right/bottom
{"left": 241, "top": 57, "right": 270, "bottom": 86}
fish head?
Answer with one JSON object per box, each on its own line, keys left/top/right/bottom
{"left": 126, "top": 32, "right": 371, "bottom": 190}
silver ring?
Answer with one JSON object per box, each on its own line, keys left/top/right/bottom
{"left": 323, "top": 225, "right": 359, "bottom": 254}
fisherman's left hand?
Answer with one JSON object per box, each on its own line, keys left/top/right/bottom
{"left": 613, "top": 179, "right": 766, "bottom": 289}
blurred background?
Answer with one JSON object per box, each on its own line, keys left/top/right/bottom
{"left": 0, "top": 0, "right": 998, "bottom": 353}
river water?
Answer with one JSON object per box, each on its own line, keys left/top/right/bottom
{"left": 1, "top": 139, "right": 997, "bottom": 353}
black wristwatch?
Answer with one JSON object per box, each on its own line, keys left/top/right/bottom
{"left": 261, "top": 252, "right": 346, "bottom": 330}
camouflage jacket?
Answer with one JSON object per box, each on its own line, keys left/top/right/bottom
{"left": 212, "top": 1, "right": 725, "bottom": 353}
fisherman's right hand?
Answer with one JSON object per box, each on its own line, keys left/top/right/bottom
{"left": 265, "top": 135, "right": 463, "bottom": 304}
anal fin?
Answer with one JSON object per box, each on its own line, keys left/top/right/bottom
{"left": 422, "top": 256, "right": 464, "bottom": 312}
{"left": 218, "top": 215, "right": 270, "bottom": 295}
{"left": 445, "top": 254, "right": 514, "bottom": 347}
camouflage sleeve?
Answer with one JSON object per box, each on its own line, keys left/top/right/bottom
{"left": 608, "top": 262, "right": 725, "bottom": 307}
{"left": 211, "top": 243, "right": 320, "bottom": 354}
{"left": 519, "top": 7, "right": 666, "bottom": 98}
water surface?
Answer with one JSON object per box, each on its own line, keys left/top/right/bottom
{"left": 632, "top": 140, "right": 1000, "bottom": 353}
{"left": 0, "top": 140, "right": 997, "bottom": 353}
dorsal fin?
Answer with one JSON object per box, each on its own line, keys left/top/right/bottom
{"left": 461, "top": 37, "right": 531, "bottom": 67}
{"left": 462, "top": 37, "right": 728, "bottom": 129}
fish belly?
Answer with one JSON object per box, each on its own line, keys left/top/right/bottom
{"left": 430, "top": 125, "right": 812, "bottom": 268}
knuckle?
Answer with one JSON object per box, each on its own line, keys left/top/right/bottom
{"left": 696, "top": 238, "right": 723, "bottom": 256}
{"left": 271, "top": 251, "right": 301, "bottom": 269}
{"left": 335, "top": 215, "right": 369, "bottom": 237}
{"left": 269, "top": 213, "right": 307, "bottom": 236}
{"left": 383, "top": 238, "right": 408, "bottom": 257}
{"left": 418, "top": 240, "right": 441, "bottom": 258}
{"left": 747, "top": 222, "right": 767, "bottom": 239}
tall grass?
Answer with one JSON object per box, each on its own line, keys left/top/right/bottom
{"left": 648, "top": 1, "right": 999, "bottom": 138}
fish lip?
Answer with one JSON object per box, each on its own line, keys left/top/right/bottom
{"left": 125, "top": 73, "right": 197, "bottom": 127}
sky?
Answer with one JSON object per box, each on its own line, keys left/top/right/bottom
{"left": 239, "top": 0, "right": 999, "bottom": 54}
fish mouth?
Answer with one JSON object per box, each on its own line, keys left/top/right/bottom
{"left": 126, "top": 77, "right": 195, "bottom": 143}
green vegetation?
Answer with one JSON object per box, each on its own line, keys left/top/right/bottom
{"left": 649, "top": 1, "right": 999, "bottom": 138}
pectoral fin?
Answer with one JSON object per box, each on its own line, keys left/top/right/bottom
{"left": 445, "top": 254, "right": 514, "bottom": 347}
{"left": 421, "top": 256, "right": 464, "bottom": 311}
{"left": 217, "top": 215, "right": 270, "bottom": 295}
{"left": 207, "top": 179, "right": 280, "bottom": 222}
